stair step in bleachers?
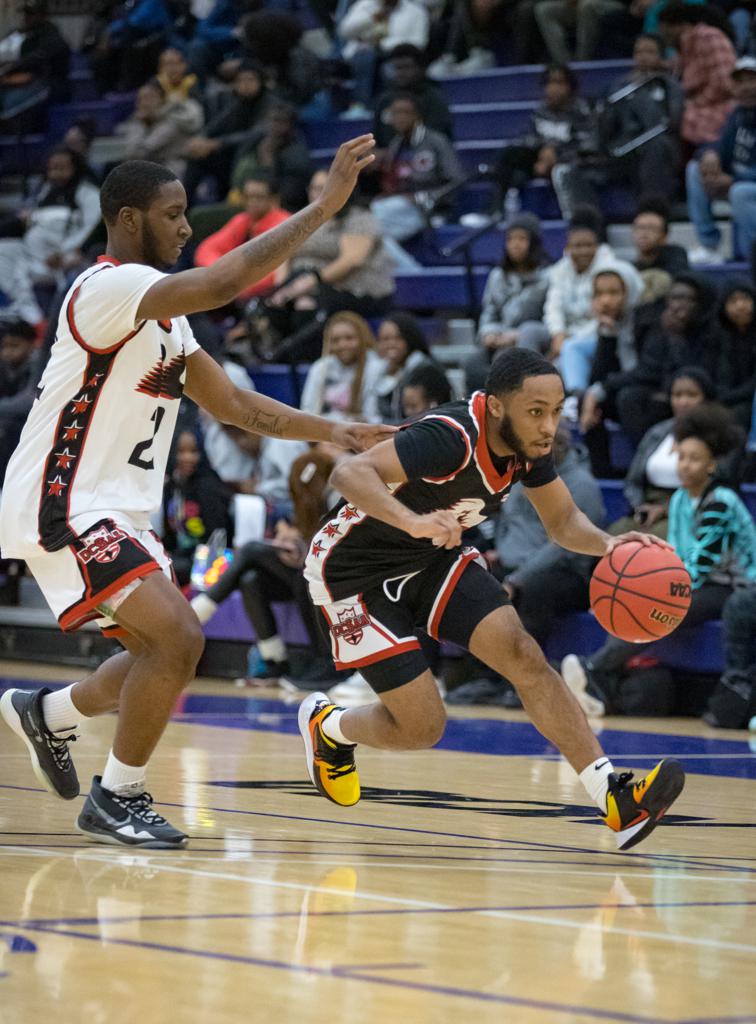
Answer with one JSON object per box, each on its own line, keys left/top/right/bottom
{"left": 410, "top": 220, "right": 568, "bottom": 265}
{"left": 48, "top": 95, "right": 134, "bottom": 140}
{"left": 439, "top": 59, "right": 633, "bottom": 104}
{"left": 0, "top": 134, "right": 48, "bottom": 176}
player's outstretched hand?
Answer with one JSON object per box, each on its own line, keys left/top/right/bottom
{"left": 409, "top": 511, "right": 463, "bottom": 550}
{"left": 319, "top": 135, "right": 376, "bottom": 217}
{"left": 605, "top": 531, "right": 674, "bottom": 555}
{"left": 333, "top": 421, "right": 397, "bottom": 452}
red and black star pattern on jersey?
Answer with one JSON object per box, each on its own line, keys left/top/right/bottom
{"left": 135, "top": 344, "right": 186, "bottom": 401}
{"left": 38, "top": 349, "right": 116, "bottom": 553}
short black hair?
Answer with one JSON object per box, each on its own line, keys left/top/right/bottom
{"left": 541, "top": 62, "right": 578, "bottom": 93}
{"left": 485, "top": 348, "right": 562, "bottom": 397}
{"left": 636, "top": 194, "right": 671, "bottom": 232}
{"left": 241, "top": 167, "right": 279, "bottom": 194}
{"left": 388, "top": 43, "right": 425, "bottom": 65}
{"left": 0, "top": 318, "right": 36, "bottom": 342}
{"left": 673, "top": 403, "right": 744, "bottom": 457}
{"left": 568, "top": 203, "right": 605, "bottom": 241}
{"left": 402, "top": 362, "right": 452, "bottom": 406}
{"left": 100, "top": 160, "right": 180, "bottom": 224}
{"left": 671, "top": 365, "right": 716, "bottom": 400}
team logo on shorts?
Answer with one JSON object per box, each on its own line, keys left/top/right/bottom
{"left": 332, "top": 605, "right": 371, "bottom": 646}
{"left": 76, "top": 524, "right": 128, "bottom": 565}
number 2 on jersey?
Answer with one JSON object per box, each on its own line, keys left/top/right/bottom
{"left": 128, "top": 406, "right": 166, "bottom": 470}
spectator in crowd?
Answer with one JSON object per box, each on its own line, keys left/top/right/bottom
{"left": 371, "top": 93, "right": 463, "bottom": 269}
{"left": 686, "top": 56, "right": 756, "bottom": 263}
{"left": 0, "top": 319, "right": 43, "bottom": 483}
{"left": 630, "top": 196, "right": 689, "bottom": 280}
{"left": 560, "top": 260, "right": 645, "bottom": 413}
{"left": 542, "top": 206, "right": 618, "bottom": 359}
{"left": 182, "top": 60, "right": 273, "bottom": 204}
{"left": 373, "top": 44, "right": 453, "bottom": 147}
{"left": 605, "top": 367, "right": 716, "bottom": 538}
{"left": 190, "top": 447, "right": 341, "bottom": 687}
{"left": 428, "top": 0, "right": 508, "bottom": 78}
{"left": 366, "top": 312, "right": 435, "bottom": 421}
{"left": 90, "top": 0, "right": 189, "bottom": 93}
{"left": 116, "top": 79, "right": 204, "bottom": 177}
{"left": 228, "top": 103, "right": 312, "bottom": 212}
{"left": 488, "top": 64, "right": 595, "bottom": 220}
{"left": 562, "top": 404, "right": 756, "bottom": 716}
{"left": 186, "top": 0, "right": 248, "bottom": 80}
{"left": 241, "top": 10, "right": 325, "bottom": 115}
{"left": 399, "top": 361, "right": 453, "bottom": 417}
{"left": 338, "top": 0, "right": 430, "bottom": 117}
{"left": 535, "top": 0, "right": 633, "bottom": 62}
{"left": 567, "top": 35, "right": 684, "bottom": 209}
{"left": 716, "top": 281, "right": 756, "bottom": 428}
{"left": 464, "top": 213, "right": 551, "bottom": 392}
{"left": 704, "top": 583, "right": 756, "bottom": 728}
{"left": 299, "top": 312, "right": 384, "bottom": 420}
{"left": 658, "top": 3, "right": 736, "bottom": 151}
{"left": 194, "top": 171, "right": 290, "bottom": 302}
{"left": 155, "top": 46, "right": 203, "bottom": 104}
{"left": 162, "top": 430, "right": 232, "bottom": 586}
{"left": 264, "top": 170, "right": 394, "bottom": 362}
{"left": 0, "top": 147, "right": 100, "bottom": 293}
{"left": 61, "top": 117, "right": 101, "bottom": 183}
{"left": 0, "top": 0, "right": 70, "bottom": 124}
{"left": 581, "top": 271, "right": 720, "bottom": 443}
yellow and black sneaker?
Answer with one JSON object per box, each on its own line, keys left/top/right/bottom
{"left": 603, "top": 759, "right": 685, "bottom": 850}
{"left": 298, "top": 692, "right": 360, "bottom": 807}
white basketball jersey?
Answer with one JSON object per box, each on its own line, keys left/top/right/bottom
{"left": 0, "top": 257, "right": 200, "bottom": 558}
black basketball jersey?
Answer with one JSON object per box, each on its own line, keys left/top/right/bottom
{"left": 304, "top": 390, "right": 557, "bottom": 603}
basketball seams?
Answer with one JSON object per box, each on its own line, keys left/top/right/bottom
{"left": 590, "top": 575, "right": 691, "bottom": 612}
{"left": 592, "top": 594, "right": 659, "bottom": 639}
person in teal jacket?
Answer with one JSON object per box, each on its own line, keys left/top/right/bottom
{"left": 562, "top": 403, "right": 754, "bottom": 714}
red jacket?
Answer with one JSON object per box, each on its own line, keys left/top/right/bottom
{"left": 194, "top": 207, "right": 290, "bottom": 300}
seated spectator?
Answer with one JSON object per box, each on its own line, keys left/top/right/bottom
{"left": 566, "top": 35, "right": 684, "bottom": 209}
{"left": 428, "top": 0, "right": 507, "bottom": 78}
{"left": 155, "top": 46, "right": 203, "bottom": 104}
{"left": 182, "top": 60, "right": 273, "bottom": 205}
{"left": 715, "top": 282, "right": 756, "bottom": 430}
{"left": 0, "top": 0, "right": 70, "bottom": 126}
{"left": 631, "top": 196, "right": 689, "bottom": 283}
{"left": 562, "top": 404, "right": 756, "bottom": 716}
{"left": 162, "top": 430, "right": 231, "bottom": 586}
{"left": 373, "top": 44, "right": 453, "bottom": 147}
{"left": 366, "top": 312, "right": 435, "bottom": 421}
{"left": 0, "top": 318, "right": 44, "bottom": 483}
{"left": 686, "top": 56, "right": 756, "bottom": 263}
{"left": 116, "top": 80, "right": 204, "bottom": 177}
{"left": 488, "top": 64, "right": 595, "bottom": 220}
{"left": 264, "top": 172, "right": 394, "bottom": 362}
{"left": 605, "top": 367, "right": 716, "bottom": 538}
{"left": 62, "top": 117, "right": 101, "bottom": 183}
{"left": 581, "top": 271, "right": 720, "bottom": 443}
{"left": 704, "top": 583, "right": 756, "bottom": 728}
{"left": 535, "top": 0, "right": 632, "bottom": 62}
{"left": 542, "top": 205, "right": 618, "bottom": 359}
{"left": 371, "top": 93, "right": 463, "bottom": 270}
{"left": 338, "top": 0, "right": 430, "bottom": 116}
{"left": 194, "top": 171, "right": 290, "bottom": 302}
{"left": 90, "top": 0, "right": 189, "bottom": 93}
{"left": 399, "top": 361, "right": 453, "bottom": 417}
{"left": 299, "top": 312, "right": 384, "bottom": 420}
{"left": 658, "top": 3, "right": 736, "bottom": 151}
{"left": 186, "top": 0, "right": 247, "bottom": 80}
{"left": 191, "top": 447, "right": 340, "bottom": 687}
{"left": 560, "top": 261, "right": 645, "bottom": 408}
{"left": 241, "top": 10, "right": 325, "bottom": 115}
{"left": 464, "top": 213, "right": 551, "bottom": 393}
{"left": 0, "top": 147, "right": 100, "bottom": 293}
{"left": 228, "top": 103, "right": 312, "bottom": 212}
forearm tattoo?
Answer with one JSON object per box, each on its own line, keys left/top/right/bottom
{"left": 243, "top": 407, "right": 292, "bottom": 437}
{"left": 239, "top": 205, "right": 327, "bottom": 273}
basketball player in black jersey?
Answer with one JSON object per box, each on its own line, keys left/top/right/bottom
{"left": 299, "top": 349, "right": 685, "bottom": 851}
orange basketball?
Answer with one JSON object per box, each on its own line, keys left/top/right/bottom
{"left": 590, "top": 541, "right": 692, "bottom": 643}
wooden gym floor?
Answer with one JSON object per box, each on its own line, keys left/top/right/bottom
{"left": 0, "top": 660, "right": 754, "bottom": 1024}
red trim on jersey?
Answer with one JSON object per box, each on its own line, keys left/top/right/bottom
{"left": 420, "top": 414, "right": 473, "bottom": 484}
{"left": 427, "top": 550, "right": 478, "bottom": 639}
{"left": 471, "top": 391, "right": 518, "bottom": 492}
{"left": 100, "top": 623, "right": 130, "bottom": 639}
{"left": 58, "top": 562, "right": 160, "bottom": 632}
{"left": 67, "top": 275, "right": 147, "bottom": 354}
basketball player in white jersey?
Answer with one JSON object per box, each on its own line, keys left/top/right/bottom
{"left": 0, "top": 135, "right": 386, "bottom": 849}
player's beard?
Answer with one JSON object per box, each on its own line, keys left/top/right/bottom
{"left": 142, "top": 218, "right": 169, "bottom": 270}
{"left": 496, "top": 413, "right": 529, "bottom": 461}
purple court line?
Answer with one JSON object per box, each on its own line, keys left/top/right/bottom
{"left": 1, "top": 783, "right": 753, "bottom": 876}
{"left": 3, "top": 899, "right": 754, "bottom": 930}
{"left": 0, "top": 921, "right": 678, "bottom": 1024}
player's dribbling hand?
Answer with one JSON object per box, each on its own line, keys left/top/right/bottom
{"left": 318, "top": 135, "right": 376, "bottom": 217}
{"left": 333, "top": 421, "right": 397, "bottom": 452}
{"left": 605, "top": 531, "right": 674, "bottom": 554}
{"left": 409, "top": 511, "right": 463, "bottom": 550}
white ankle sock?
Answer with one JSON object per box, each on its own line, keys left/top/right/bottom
{"left": 321, "top": 708, "right": 353, "bottom": 746}
{"left": 257, "top": 635, "right": 286, "bottom": 663}
{"left": 42, "top": 684, "right": 87, "bottom": 733}
{"left": 190, "top": 593, "right": 218, "bottom": 624}
{"left": 579, "top": 757, "right": 616, "bottom": 814}
{"left": 101, "top": 750, "right": 147, "bottom": 797}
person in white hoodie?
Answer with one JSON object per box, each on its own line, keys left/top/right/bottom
{"left": 541, "top": 206, "right": 617, "bottom": 359}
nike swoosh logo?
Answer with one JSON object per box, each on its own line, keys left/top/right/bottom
{"left": 117, "top": 825, "right": 154, "bottom": 841}
{"left": 594, "top": 760, "right": 610, "bottom": 771}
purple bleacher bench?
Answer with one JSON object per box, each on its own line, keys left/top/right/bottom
{"left": 201, "top": 590, "right": 311, "bottom": 645}
{"left": 440, "top": 60, "right": 633, "bottom": 105}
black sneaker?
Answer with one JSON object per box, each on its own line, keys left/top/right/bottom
{"left": 603, "top": 759, "right": 685, "bottom": 850}
{"left": 0, "top": 687, "right": 79, "bottom": 800}
{"left": 77, "top": 776, "right": 188, "bottom": 849}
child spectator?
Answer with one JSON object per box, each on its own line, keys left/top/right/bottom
{"left": 300, "top": 312, "right": 384, "bottom": 420}
{"left": 366, "top": 312, "right": 435, "bottom": 422}
{"left": 630, "top": 197, "right": 689, "bottom": 281}
{"left": 399, "top": 362, "right": 453, "bottom": 418}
